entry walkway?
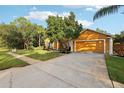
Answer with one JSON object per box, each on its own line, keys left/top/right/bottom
{"left": 8, "top": 52, "right": 43, "bottom": 64}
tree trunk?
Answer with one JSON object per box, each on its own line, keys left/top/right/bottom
{"left": 24, "top": 39, "right": 29, "bottom": 50}
{"left": 25, "top": 43, "right": 28, "bottom": 50}
{"left": 23, "top": 43, "right": 25, "bottom": 49}
{"left": 26, "top": 39, "right": 30, "bottom": 50}
{"left": 38, "top": 34, "right": 41, "bottom": 47}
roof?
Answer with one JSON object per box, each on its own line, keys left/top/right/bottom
{"left": 80, "top": 29, "right": 112, "bottom": 37}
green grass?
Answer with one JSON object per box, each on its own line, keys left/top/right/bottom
{"left": 0, "top": 48, "right": 29, "bottom": 70}
{"left": 16, "top": 48, "right": 62, "bottom": 61}
{"left": 106, "top": 54, "right": 124, "bottom": 84}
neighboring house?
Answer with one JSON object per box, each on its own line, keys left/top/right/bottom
{"left": 52, "top": 29, "right": 113, "bottom": 54}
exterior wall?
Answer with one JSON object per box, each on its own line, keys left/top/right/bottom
{"left": 53, "top": 41, "right": 60, "bottom": 50}
{"left": 53, "top": 41, "right": 57, "bottom": 50}
{"left": 74, "top": 29, "right": 111, "bottom": 53}
{"left": 52, "top": 29, "right": 112, "bottom": 54}
{"left": 53, "top": 42, "right": 57, "bottom": 49}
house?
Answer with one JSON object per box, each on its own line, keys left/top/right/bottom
{"left": 52, "top": 29, "right": 113, "bottom": 54}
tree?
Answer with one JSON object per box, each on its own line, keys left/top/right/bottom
{"left": 64, "top": 12, "right": 83, "bottom": 40}
{"left": 0, "top": 24, "right": 7, "bottom": 47}
{"left": 33, "top": 24, "right": 45, "bottom": 47}
{"left": 0, "top": 24, "right": 9, "bottom": 47}
{"left": 0, "top": 17, "right": 46, "bottom": 49}
{"left": 113, "top": 31, "right": 124, "bottom": 44}
{"left": 93, "top": 5, "right": 121, "bottom": 21}
{"left": 0, "top": 24, "right": 24, "bottom": 49}
{"left": 61, "top": 12, "right": 83, "bottom": 49}
{"left": 46, "top": 15, "right": 65, "bottom": 49}
{"left": 46, "top": 15, "right": 64, "bottom": 42}
{"left": 0, "top": 37, "right": 3, "bottom": 47}
{"left": 11, "top": 17, "right": 35, "bottom": 50}
{"left": 93, "top": 6, "right": 124, "bottom": 45}
{"left": 96, "top": 28, "right": 107, "bottom": 34}
{"left": 46, "top": 12, "right": 83, "bottom": 51}
{"left": 5, "top": 28, "right": 24, "bottom": 49}
{"left": 121, "top": 31, "right": 124, "bottom": 37}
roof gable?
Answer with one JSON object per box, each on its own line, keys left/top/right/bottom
{"left": 74, "top": 29, "right": 112, "bottom": 40}
{"left": 80, "top": 29, "right": 111, "bottom": 37}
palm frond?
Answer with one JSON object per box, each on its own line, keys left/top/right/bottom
{"left": 93, "top": 5, "right": 121, "bottom": 21}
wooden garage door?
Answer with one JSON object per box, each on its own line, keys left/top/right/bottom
{"left": 75, "top": 40, "right": 104, "bottom": 53}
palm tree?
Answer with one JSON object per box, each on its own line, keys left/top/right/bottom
{"left": 93, "top": 5, "right": 122, "bottom": 21}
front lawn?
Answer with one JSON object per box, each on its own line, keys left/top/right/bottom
{"left": 16, "top": 48, "right": 63, "bottom": 61}
{"left": 0, "top": 48, "right": 29, "bottom": 70}
{"left": 106, "top": 54, "right": 124, "bottom": 84}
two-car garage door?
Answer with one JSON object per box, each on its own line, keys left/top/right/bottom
{"left": 75, "top": 40, "right": 104, "bottom": 53}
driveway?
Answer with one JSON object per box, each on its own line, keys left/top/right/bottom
{"left": 0, "top": 53, "right": 113, "bottom": 88}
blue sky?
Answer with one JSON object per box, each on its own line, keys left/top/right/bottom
{"left": 0, "top": 5, "right": 124, "bottom": 34}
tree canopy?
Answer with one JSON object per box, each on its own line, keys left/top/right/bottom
{"left": 46, "top": 12, "right": 83, "bottom": 42}
{"left": 0, "top": 12, "right": 83, "bottom": 51}
{"left": 114, "top": 31, "right": 124, "bottom": 44}
{"left": 46, "top": 12, "right": 83, "bottom": 50}
{"left": 0, "top": 17, "right": 45, "bottom": 49}
{"left": 96, "top": 28, "right": 107, "bottom": 34}
{"left": 93, "top": 5, "right": 121, "bottom": 21}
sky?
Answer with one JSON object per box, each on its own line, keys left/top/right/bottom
{"left": 0, "top": 5, "right": 124, "bottom": 34}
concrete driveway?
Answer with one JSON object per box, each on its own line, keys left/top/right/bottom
{"left": 0, "top": 53, "right": 113, "bottom": 88}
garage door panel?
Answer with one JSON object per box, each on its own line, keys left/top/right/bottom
{"left": 76, "top": 41, "right": 104, "bottom": 53}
